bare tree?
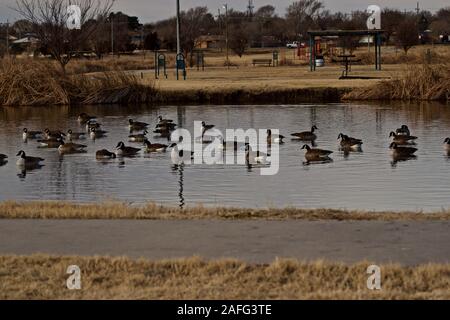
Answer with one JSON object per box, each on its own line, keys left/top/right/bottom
{"left": 396, "top": 16, "right": 418, "bottom": 55}
{"left": 230, "top": 24, "right": 249, "bottom": 57}
{"left": 180, "top": 7, "right": 214, "bottom": 66}
{"left": 15, "top": 0, "right": 113, "bottom": 73}
{"left": 286, "top": 0, "right": 323, "bottom": 39}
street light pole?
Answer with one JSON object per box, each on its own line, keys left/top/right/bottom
{"left": 223, "top": 4, "right": 229, "bottom": 69}
{"left": 176, "top": 0, "right": 181, "bottom": 55}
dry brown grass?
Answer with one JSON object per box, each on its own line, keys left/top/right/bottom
{"left": 0, "top": 59, "right": 158, "bottom": 106}
{"left": 1, "top": 201, "right": 450, "bottom": 221}
{"left": 1, "top": 255, "right": 449, "bottom": 299}
{"left": 344, "top": 63, "right": 450, "bottom": 101}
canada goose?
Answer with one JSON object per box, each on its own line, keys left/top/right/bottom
{"left": 244, "top": 143, "right": 267, "bottom": 164}
{"left": 58, "top": 141, "right": 87, "bottom": 154}
{"left": 78, "top": 113, "right": 96, "bottom": 124}
{"left": 301, "top": 144, "right": 333, "bottom": 162}
{"left": 86, "top": 120, "right": 102, "bottom": 132}
{"left": 156, "top": 122, "right": 177, "bottom": 130}
{"left": 44, "top": 128, "right": 65, "bottom": 140}
{"left": 158, "top": 116, "right": 174, "bottom": 124}
{"left": 170, "top": 143, "right": 194, "bottom": 164}
{"left": 389, "top": 132, "right": 418, "bottom": 144}
{"left": 291, "top": 125, "right": 318, "bottom": 141}
{"left": 96, "top": 149, "right": 116, "bottom": 160}
{"left": 129, "top": 119, "right": 149, "bottom": 131}
{"left": 338, "top": 133, "right": 363, "bottom": 150}
{"left": 16, "top": 150, "right": 44, "bottom": 167}
{"left": 389, "top": 142, "right": 418, "bottom": 157}
{"left": 201, "top": 121, "right": 215, "bottom": 136}
{"left": 22, "top": 128, "right": 43, "bottom": 140}
{"left": 444, "top": 138, "right": 450, "bottom": 152}
{"left": 267, "top": 129, "right": 285, "bottom": 144}
{"left": 0, "top": 154, "right": 7, "bottom": 162}
{"left": 89, "top": 127, "right": 108, "bottom": 140}
{"left": 37, "top": 138, "right": 63, "bottom": 148}
{"left": 128, "top": 130, "right": 148, "bottom": 142}
{"left": 115, "top": 141, "right": 140, "bottom": 157}
{"left": 67, "top": 129, "right": 86, "bottom": 141}
{"left": 395, "top": 125, "right": 411, "bottom": 136}
{"left": 143, "top": 139, "right": 168, "bottom": 152}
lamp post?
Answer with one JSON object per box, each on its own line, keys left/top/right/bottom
{"left": 223, "top": 4, "right": 229, "bottom": 69}
{"left": 176, "top": 0, "right": 181, "bottom": 55}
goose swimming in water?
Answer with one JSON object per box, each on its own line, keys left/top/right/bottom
{"left": 89, "top": 127, "right": 108, "bottom": 140}
{"left": 244, "top": 143, "right": 268, "bottom": 164}
{"left": 338, "top": 133, "right": 363, "bottom": 151}
{"left": 291, "top": 126, "right": 318, "bottom": 141}
{"left": 96, "top": 149, "right": 116, "bottom": 160}
{"left": 44, "top": 129, "right": 65, "bottom": 140}
{"left": 129, "top": 119, "right": 149, "bottom": 131}
{"left": 267, "top": 129, "right": 285, "bottom": 144}
{"left": 115, "top": 141, "right": 141, "bottom": 157}
{"left": 170, "top": 143, "right": 194, "bottom": 164}
{"left": 128, "top": 130, "right": 148, "bottom": 142}
{"left": 301, "top": 144, "right": 333, "bottom": 162}
{"left": 67, "top": 129, "right": 86, "bottom": 141}
{"left": 389, "top": 132, "right": 417, "bottom": 144}
{"left": 22, "top": 128, "right": 43, "bottom": 140}
{"left": 143, "top": 139, "right": 168, "bottom": 153}
{"left": 16, "top": 150, "right": 44, "bottom": 167}
{"left": 395, "top": 125, "right": 411, "bottom": 136}
{"left": 444, "top": 138, "right": 450, "bottom": 152}
{"left": 86, "top": 120, "right": 102, "bottom": 132}
{"left": 58, "top": 141, "right": 87, "bottom": 154}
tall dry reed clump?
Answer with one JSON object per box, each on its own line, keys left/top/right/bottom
{"left": 0, "top": 59, "right": 158, "bottom": 106}
{"left": 344, "top": 64, "right": 450, "bottom": 101}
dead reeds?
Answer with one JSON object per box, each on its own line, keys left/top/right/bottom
{"left": 0, "top": 59, "right": 158, "bottom": 106}
{"left": 343, "top": 63, "right": 450, "bottom": 101}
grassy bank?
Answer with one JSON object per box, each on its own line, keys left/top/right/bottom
{"left": 1, "top": 255, "right": 449, "bottom": 299}
{"left": 1, "top": 201, "right": 450, "bottom": 221}
{"left": 344, "top": 64, "right": 450, "bottom": 101}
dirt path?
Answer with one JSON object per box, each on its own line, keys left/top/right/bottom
{"left": 0, "top": 220, "right": 449, "bottom": 265}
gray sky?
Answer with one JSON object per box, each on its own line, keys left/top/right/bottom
{"left": 0, "top": 0, "right": 447, "bottom": 23}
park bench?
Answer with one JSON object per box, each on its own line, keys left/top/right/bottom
{"left": 252, "top": 59, "right": 272, "bottom": 67}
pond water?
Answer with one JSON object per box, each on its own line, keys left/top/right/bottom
{"left": 0, "top": 102, "right": 449, "bottom": 211}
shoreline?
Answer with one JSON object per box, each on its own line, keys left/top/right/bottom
{"left": 1, "top": 201, "right": 450, "bottom": 220}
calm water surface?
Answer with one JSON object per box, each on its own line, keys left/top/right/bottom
{"left": 0, "top": 102, "right": 449, "bottom": 211}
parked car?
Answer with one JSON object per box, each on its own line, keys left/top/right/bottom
{"left": 286, "top": 41, "right": 299, "bottom": 49}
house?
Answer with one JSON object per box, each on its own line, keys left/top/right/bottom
{"left": 195, "top": 35, "right": 225, "bottom": 49}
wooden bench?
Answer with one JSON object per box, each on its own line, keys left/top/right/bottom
{"left": 252, "top": 59, "right": 272, "bottom": 66}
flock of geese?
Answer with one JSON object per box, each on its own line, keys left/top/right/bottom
{"left": 1, "top": 113, "right": 450, "bottom": 170}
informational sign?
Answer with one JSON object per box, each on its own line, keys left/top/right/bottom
{"left": 366, "top": 5, "right": 381, "bottom": 30}
{"left": 67, "top": 5, "right": 82, "bottom": 30}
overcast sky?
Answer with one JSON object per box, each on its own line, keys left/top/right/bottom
{"left": 0, "top": 0, "right": 447, "bottom": 23}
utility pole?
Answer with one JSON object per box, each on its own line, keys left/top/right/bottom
{"left": 415, "top": 2, "right": 420, "bottom": 15}
{"left": 218, "top": 9, "right": 222, "bottom": 53}
{"left": 176, "top": 0, "right": 181, "bottom": 55}
{"left": 223, "top": 4, "right": 229, "bottom": 69}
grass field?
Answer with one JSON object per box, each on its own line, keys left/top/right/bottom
{"left": 1, "top": 255, "right": 449, "bottom": 299}
{"left": 1, "top": 201, "right": 450, "bottom": 220}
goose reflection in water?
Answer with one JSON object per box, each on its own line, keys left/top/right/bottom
{"left": 172, "top": 163, "right": 185, "bottom": 209}
{"left": 391, "top": 155, "right": 418, "bottom": 168}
